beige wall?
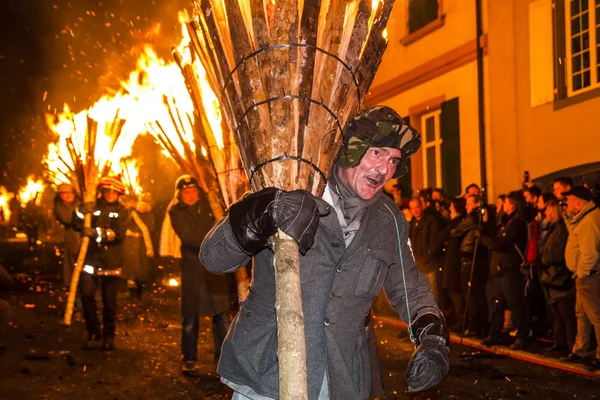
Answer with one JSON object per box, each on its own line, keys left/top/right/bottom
{"left": 375, "top": 61, "right": 482, "bottom": 194}
{"left": 512, "top": 0, "right": 600, "bottom": 181}
{"left": 374, "top": 0, "right": 478, "bottom": 87}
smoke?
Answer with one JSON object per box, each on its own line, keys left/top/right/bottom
{"left": 0, "top": 0, "right": 190, "bottom": 190}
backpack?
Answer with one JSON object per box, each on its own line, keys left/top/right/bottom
{"left": 525, "top": 220, "right": 540, "bottom": 264}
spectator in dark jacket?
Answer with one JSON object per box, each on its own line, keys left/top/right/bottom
{"left": 539, "top": 199, "right": 576, "bottom": 353}
{"left": 440, "top": 197, "right": 466, "bottom": 330}
{"left": 409, "top": 197, "right": 443, "bottom": 305}
{"left": 480, "top": 191, "right": 531, "bottom": 350}
{"left": 450, "top": 195, "right": 491, "bottom": 337}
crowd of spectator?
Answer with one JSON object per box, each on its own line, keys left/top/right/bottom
{"left": 385, "top": 177, "right": 600, "bottom": 368}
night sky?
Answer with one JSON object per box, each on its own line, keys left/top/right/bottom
{"left": 0, "top": 0, "right": 189, "bottom": 191}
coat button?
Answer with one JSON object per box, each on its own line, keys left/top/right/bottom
{"left": 324, "top": 318, "right": 330, "bottom": 326}
{"left": 329, "top": 292, "right": 336, "bottom": 299}
{"left": 331, "top": 242, "right": 340, "bottom": 247}
{"left": 246, "top": 311, "right": 251, "bottom": 317}
{"left": 336, "top": 266, "right": 342, "bottom": 273}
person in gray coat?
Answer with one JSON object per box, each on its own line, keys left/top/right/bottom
{"left": 200, "top": 106, "right": 450, "bottom": 400}
{"left": 169, "top": 175, "right": 235, "bottom": 374}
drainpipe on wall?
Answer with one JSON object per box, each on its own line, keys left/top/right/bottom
{"left": 475, "top": 0, "right": 488, "bottom": 203}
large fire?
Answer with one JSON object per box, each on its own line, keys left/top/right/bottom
{"left": 17, "top": 176, "right": 46, "bottom": 207}
{"left": 43, "top": 11, "right": 238, "bottom": 203}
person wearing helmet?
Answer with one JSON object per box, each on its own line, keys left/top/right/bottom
{"left": 53, "top": 183, "right": 82, "bottom": 321}
{"left": 167, "top": 175, "right": 235, "bottom": 375}
{"left": 72, "top": 176, "right": 128, "bottom": 351}
{"left": 200, "top": 106, "right": 449, "bottom": 399}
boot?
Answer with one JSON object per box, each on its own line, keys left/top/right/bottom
{"left": 510, "top": 338, "right": 528, "bottom": 350}
{"left": 101, "top": 335, "right": 114, "bottom": 351}
{"left": 83, "top": 332, "right": 102, "bottom": 350}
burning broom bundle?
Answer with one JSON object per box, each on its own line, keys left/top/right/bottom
{"left": 185, "top": 0, "right": 395, "bottom": 397}
{"left": 125, "top": 46, "right": 251, "bottom": 298}
{"left": 45, "top": 95, "right": 143, "bottom": 326}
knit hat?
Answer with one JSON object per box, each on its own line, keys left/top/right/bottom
{"left": 56, "top": 183, "right": 75, "bottom": 194}
{"left": 98, "top": 176, "right": 126, "bottom": 195}
{"left": 562, "top": 186, "right": 592, "bottom": 201}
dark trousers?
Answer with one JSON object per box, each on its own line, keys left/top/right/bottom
{"left": 487, "top": 274, "right": 530, "bottom": 339}
{"left": 461, "top": 258, "right": 489, "bottom": 334}
{"left": 182, "top": 312, "right": 229, "bottom": 363}
{"left": 79, "top": 274, "right": 120, "bottom": 337}
{"left": 549, "top": 296, "right": 577, "bottom": 349}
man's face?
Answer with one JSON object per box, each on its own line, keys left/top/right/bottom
{"left": 180, "top": 186, "right": 200, "bottom": 206}
{"left": 59, "top": 192, "right": 75, "bottom": 203}
{"left": 102, "top": 189, "right": 119, "bottom": 203}
{"left": 337, "top": 146, "right": 401, "bottom": 200}
{"left": 431, "top": 191, "right": 442, "bottom": 201}
{"left": 503, "top": 198, "right": 515, "bottom": 214}
{"left": 467, "top": 186, "right": 480, "bottom": 196}
{"left": 523, "top": 191, "right": 537, "bottom": 206}
{"left": 466, "top": 196, "right": 479, "bottom": 214}
{"left": 554, "top": 182, "right": 571, "bottom": 199}
{"left": 409, "top": 199, "right": 422, "bottom": 219}
{"left": 495, "top": 197, "right": 504, "bottom": 213}
{"left": 565, "top": 195, "right": 581, "bottom": 214}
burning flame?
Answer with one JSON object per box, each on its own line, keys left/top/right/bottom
{"left": 17, "top": 176, "right": 45, "bottom": 207}
{"left": 0, "top": 186, "right": 14, "bottom": 221}
{"left": 120, "top": 158, "right": 143, "bottom": 196}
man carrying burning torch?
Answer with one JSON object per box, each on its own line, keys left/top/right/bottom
{"left": 200, "top": 106, "right": 450, "bottom": 399}
{"left": 73, "top": 176, "right": 128, "bottom": 351}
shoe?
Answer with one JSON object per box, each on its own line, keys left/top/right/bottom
{"left": 83, "top": 333, "right": 102, "bottom": 350}
{"left": 481, "top": 336, "right": 501, "bottom": 347}
{"left": 544, "top": 344, "right": 569, "bottom": 353}
{"left": 510, "top": 338, "right": 528, "bottom": 350}
{"left": 182, "top": 361, "right": 197, "bottom": 376}
{"left": 560, "top": 353, "right": 585, "bottom": 363}
{"left": 584, "top": 358, "right": 600, "bottom": 370}
{"left": 101, "top": 335, "right": 114, "bottom": 351}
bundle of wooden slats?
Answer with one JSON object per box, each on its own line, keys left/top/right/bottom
{"left": 185, "top": 0, "right": 394, "bottom": 196}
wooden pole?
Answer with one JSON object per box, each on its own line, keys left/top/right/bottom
{"left": 273, "top": 231, "right": 307, "bottom": 399}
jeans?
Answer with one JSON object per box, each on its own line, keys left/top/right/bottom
{"left": 182, "top": 312, "right": 230, "bottom": 363}
{"left": 572, "top": 275, "right": 600, "bottom": 359}
{"left": 231, "top": 372, "right": 330, "bottom": 399}
{"left": 549, "top": 295, "right": 577, "bottom": 349}
{"left": 426, "top": 270, "right": 441, "bottom": 306}
{"left": 487, "top": 274, "right": 530, "bottom": 339}
{"left": 79, "top": 274, "right": 120, "bottom": 336}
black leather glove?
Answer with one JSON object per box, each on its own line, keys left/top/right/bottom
{"left": 272, "top": 190, "right": 330, "bottom": 254}
{"left": 405, "top": 307, "right": 450, "bottom": 392}
{"left": 81, "top": 226, "right": 97, "bottom": 239}
{"left": 228, "top": 188, "right": 330, "bottom": 255}
{"left": 228, "top": 188, "right": 279, "bottom": 255}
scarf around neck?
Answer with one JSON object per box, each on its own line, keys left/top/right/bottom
{"left": 328, "top": 166, "right": 382, "bottom": 227}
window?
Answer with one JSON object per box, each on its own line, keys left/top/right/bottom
{"left": 421, "top": 110, "right": 442, "bottom": 188}
{"left": 565, "top": 0, "right": 600, "bottom": 95}
{"left": 408, "top": 0, "right": 440, "bottom": 34}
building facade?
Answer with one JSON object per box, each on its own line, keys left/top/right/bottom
{"left": 369, "top": 0, "right": 600, "bottom": 199}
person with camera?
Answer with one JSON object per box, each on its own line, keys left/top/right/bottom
{"left": 562, "top": 186, "right": 600, "bottom": 368}
{"left": 480, "top": 191, "right": 530, "bottom": 350}
{"left": 73, "top": 176, "right": 128, "bottom": 351}
{"left": 449, "top": 194, "right": 491, "bottom": 337}
{"left": 538, "top": 199, "right": 575, "bottom": 354}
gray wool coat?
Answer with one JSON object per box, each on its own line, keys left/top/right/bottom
{"left": 199, "top": 194, "right": 436, "bottom": 400}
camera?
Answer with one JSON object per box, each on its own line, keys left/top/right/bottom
{"left": 559, "top": 198, "right": 567, "bottom": 209}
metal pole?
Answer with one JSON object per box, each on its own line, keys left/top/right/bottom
{"left": 475, "top": 0, "right": 488, "bottom": 203}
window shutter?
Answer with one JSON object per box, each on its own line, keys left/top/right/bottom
{"left": 397, "top": 115, "right": 413, "bottom": 198}
{"left": 440, "top": 98, "right": 461, "bottom": 197}
{"left": 529, "top": 0, "right": 554, "bottom": 106}
{"left": 553, "top": 0, "right": 567, "bottom": 99}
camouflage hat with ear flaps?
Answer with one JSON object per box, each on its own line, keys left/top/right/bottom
{"left": 337, "top": 106, "right": 421, "bottom": 178}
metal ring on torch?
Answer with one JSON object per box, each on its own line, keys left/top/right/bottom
{"left": 223, "top": 43, "right": 362, "bottom": 107}
{"left": 234, "top": 93, "right": 342, "bottom": 186}
{"left": 249, "top": 154, "right": 327, "bottom": 186}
